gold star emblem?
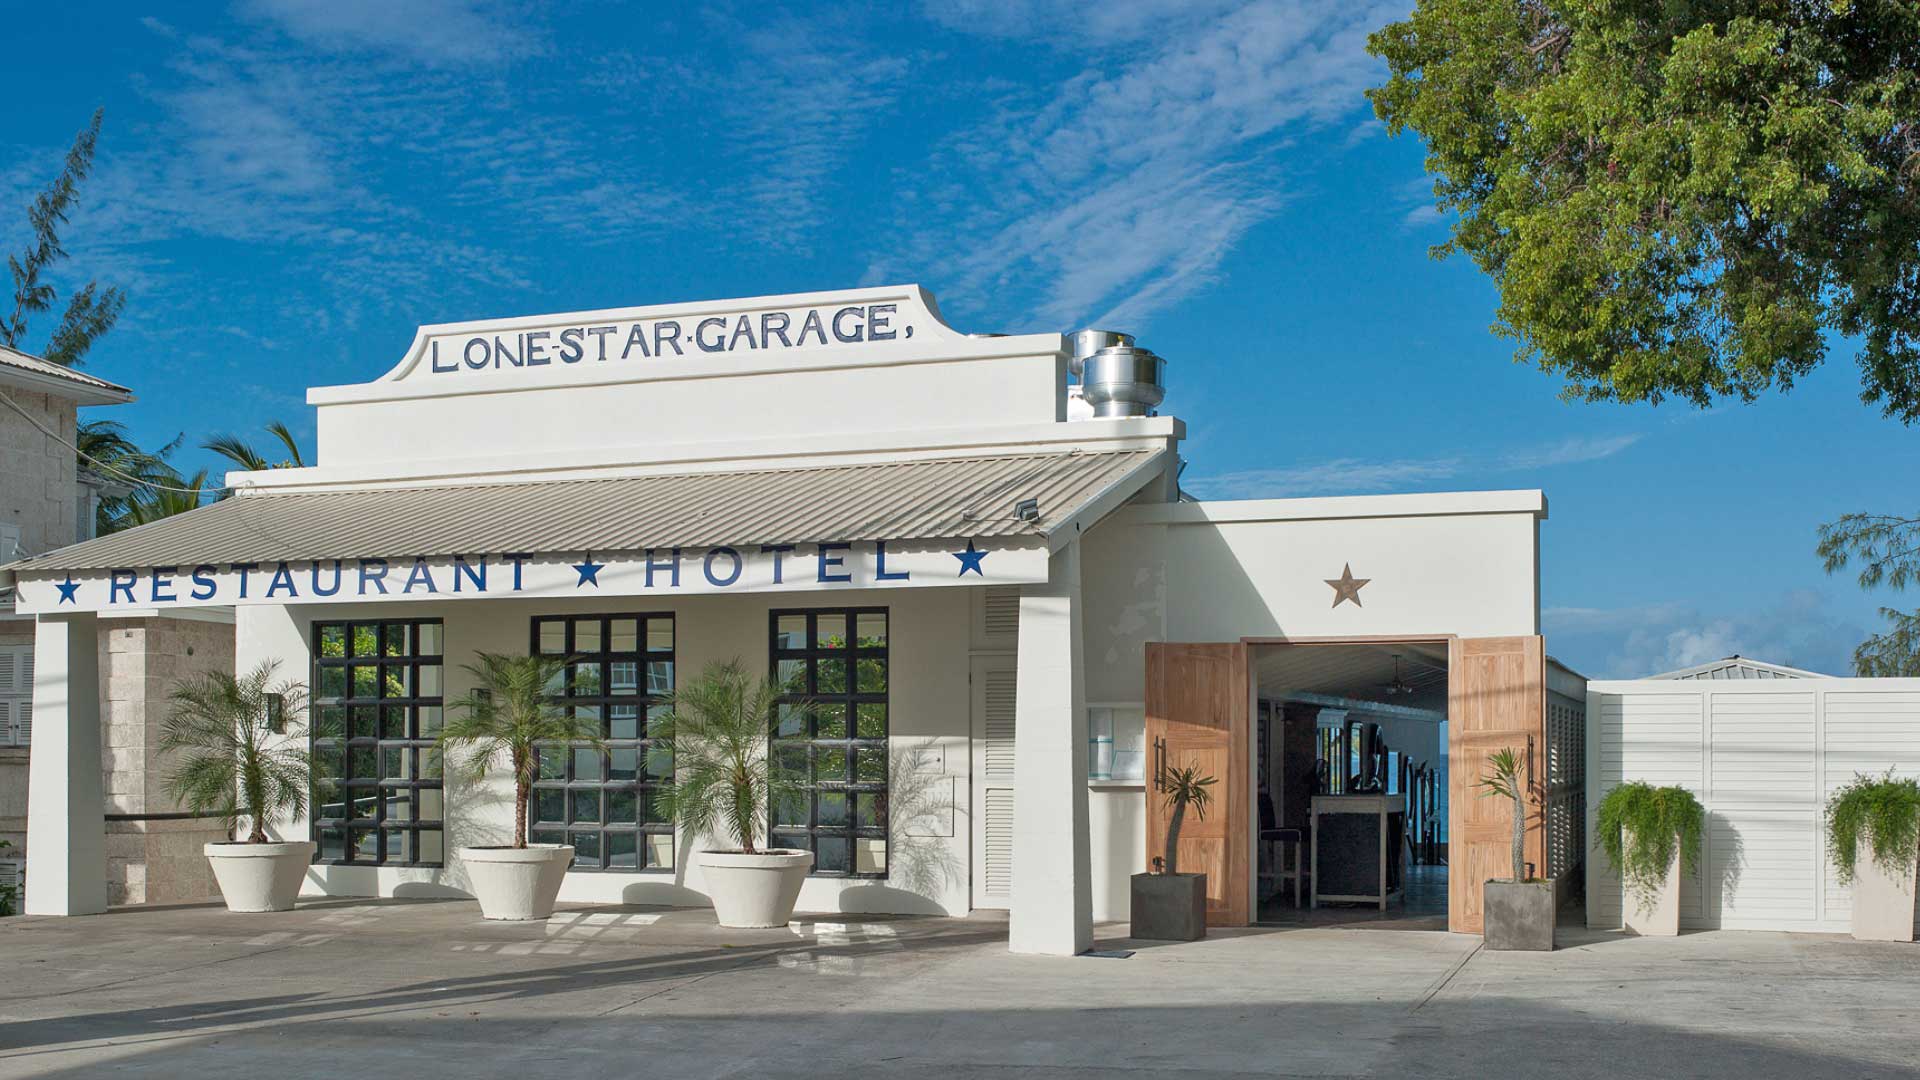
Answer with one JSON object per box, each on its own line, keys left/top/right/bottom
{"left": 1325, "top": 563, "right": 1370, "bottom": 608}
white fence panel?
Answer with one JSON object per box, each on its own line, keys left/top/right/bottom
{"left": 1587, "top": 678, "right": 1920, "bottom": 935}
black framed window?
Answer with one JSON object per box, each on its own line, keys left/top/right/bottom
{"left": 527, "top": 614, "right": 676, "bottom": 871}
{"left": 311, "top": 620, "right": 445, "bottom": 866}
{"left": 769, "top": 608, "right": 888, "bottom": 877}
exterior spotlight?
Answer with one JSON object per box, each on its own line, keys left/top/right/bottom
{"left": 1014, "top": 498, "right": 1040, "bottom": 523}
{"left": 266, "top": 693, "right": 285, "bottom": 734}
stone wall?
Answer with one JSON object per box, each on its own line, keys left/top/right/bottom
{"left": 0, "top": 387, "right": 79, "bottom": 558}
{"left": 100, "top": 617, "right": 236, "bottom": 905}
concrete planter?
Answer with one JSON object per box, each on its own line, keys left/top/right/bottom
{"left": 1129, "top": 872, "right": 1207, "bottom": 941}
{"left": 1483, "top": 878, "right": 1556, "bottom": 951}
{"left": 461, "top": 845, "right": 574, "bottom": 921}
{"left": 1623, "top": 831, "right": 1681, "bottom": 937}
{"left": 204, "top": 841, "right": 316, "bottom": 912}
{"left": 1849, "top": 840, "right": 1918, "bottom": 943}
{"left": 700, "top": 849, "right": 813, "bottom": 928}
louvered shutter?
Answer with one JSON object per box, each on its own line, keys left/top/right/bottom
{"left": 971, "top": 660, "right": 1017, "bottom": 909}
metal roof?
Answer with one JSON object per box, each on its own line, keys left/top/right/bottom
{"left": 2, "top": 449, "right": 1162, "bottom": 573}
{"left": 1647, "top": 655, "right": 1830, "bottom": 680}
{"left": 0, "top": 345, "right": 132, "bottom": 403}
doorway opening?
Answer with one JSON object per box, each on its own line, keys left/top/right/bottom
{"left": 1252, "top": 641, "right": 1449, "bottom": 929}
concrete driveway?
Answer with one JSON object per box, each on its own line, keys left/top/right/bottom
{"left": 1, "top": 899, "right": 1916, "bottom": 1078}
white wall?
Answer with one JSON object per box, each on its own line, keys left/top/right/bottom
{"left": 1587, "top": 678, "right": 1920, "bottom": 934}
{"left": 239, "top": 584, "right": 975, "bottom": 917}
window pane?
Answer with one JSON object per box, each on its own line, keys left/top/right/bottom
{"left": 350, "top": 745, "right": 377, "bottom": 777}
{"left": 855, "top": 794, "right": 881, "bottom": 828}
{"left": 539, "top": 621, "right": 567, "bottom": 654}
{"left": 574, "top": 748, "right": 604, "bottom": 781}
{"left": 646, "top": 661, "right": 673, "bottom": 694}
{"left": 530, "top": 829, "right": 564, "bottom": 848}
{"left": 538, "top": 747, "right": 566, "bottom": 780}
{"left": 319, "top": 624, "right": 347, "bottom": 658}
{"left": 818, "top": 791, "right": 848, "bottom": 827}
{"left": 815, "top": 836, "right": 850, "bottom": 874}
{"left": 817, "top": 659, "right": 847, "bottom": 694}
{"left": 608, "top": 789, "right": 637, "bottom": 823}
{"left": 817, "top": 613, "right": 847, "bottom": 648}
{"left": 775, "top": 615, "right": 807, "bottom": 650}
{"left": 572, "top": 663, "right": 602, "bottom": 696}
{"left": 856, "top": 747, "right": 887, "bottom": 784}
{"left": 417, "top": 623, "right": 443, "bottom": 656}
{"left": 647, "top": 620, "right": 674, "bottom": 652}
{"left": 608, "top": 831, "right": 639, "bottom": 868}
{"left": 610, "top": 618, "right": 639, "bottom": 652}
{"left": 383, "top": 667, "right": 412, "bottom": 698}
{"left": 417, "top": 705, "right": 443, "bottom": 738}
{"left": 537, "top": 788, "right": 565, "bottom": 823}
{"left": 381, "top": 745, "right": 405, "bottom": 779}
{"left": 856, "top": 703, "right": 887, "bottom": 739}
{"left": 816, "top": 746, "right": 847, "bottom": 783}
{"left": 609, "top": 705, "right": 640, "bottom": 739}
{"left": 418, "top": 788, "right": 444, "bottom": 820}
{"left": 572, "top": 789, "right": 602, "bottom": 824}
{"left": 318, "top": 826, "right": 346, "bottom": 860}
{"left": 352, "top": 665, "right": 378, "bottom": 698}
{"left": 648, "top": 832, "right": 674, "bottom": 869}
{"left": 422, "top": 749, "right": 444, "bottom": 780}
{"left": 856, "top": 613, "right": 887, "bottom": 648}
{"left": 383, "top": 624, "right": 410, "bottom": 656}
{"left": 776, "top": 659, "right": 806, "bottom": 694}
{"left": 352, "top": 625, "right": 379, "bottom": 657}
{"left": 315, "top": 742, "right": 344, "bottom": 780}
{"left": 418, "top": 665, "right": 443, "bottom": 697}
{"left": 575, "top": 619, "right": 602, "bottom": 653}
{"left": 571, "top": 831, "right": 601, "bottom": 865}
{"left": 609, "top": 661, "right": 638, "bottom": 695}
{"left": 772, "top": 790, "right": 808, "bottom": 827}
{"left": 816, "top": 703, "right": 847, "bottom": 738}
{"left": 774, "top": 704, "right": 806, "bottom": 739}
{"left": 609, "top": 748, "right": 638, "bottom": 781}
{"left": 644, "top": 747, "right": 674, "bottom": 781}
{"left": 385, "top": 828, "right": 412, "bottom": 862}
{"left": 382, "top": 706, "right": 408, "bottom": 739}
{"left": 856, "top": 839, "right": 887, "bottom": 875}
{"left": 316, "top": 705, "right": 347, "bottom": 740}
{"left": 319, "top": 667, "right": 347, "bottom": 700}
{"left": 856, "top": 658, "right": 886, "bottom": 694}
{"left": 418, "top": 829, "right": 444, "bottom": 863}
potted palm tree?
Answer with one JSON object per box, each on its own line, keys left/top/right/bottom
{"left": 1129, "top": 763, "right": 1216, "bottom": 941}
{"left": 1596, "top": 781, "right": 1704, "bottom": 936}
{"left": 1826, "top": 771, "right": 1920, "bottom": 942}
{"left": 1477, "top": 746, "right": 1554, "bottom": 950}
{"left": 653, "top": 659, "right": 814, "bottom": 928}
{"left": 160, "top": 660, "right": 317, "bottom": 912}
{"left": 438, "top": 651, "right": 602, "bottom": 920}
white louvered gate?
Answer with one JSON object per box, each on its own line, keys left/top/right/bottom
{"left": 0, "top": 643, "right": 32, "bottom": 747}
{"left": 1587, "top": 678, "right": 1920, "bottom": 934}
{"left": 971, "top": 656, "right": 1018, "bottom": 909}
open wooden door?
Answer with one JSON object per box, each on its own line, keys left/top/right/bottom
{"left": 1447, "top": 635, "right": 1547, "bottom": 934}
{"left": 1144, "top": 643, "right": 1250, "bottom": 927}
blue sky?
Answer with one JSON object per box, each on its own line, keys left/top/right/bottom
{"left": 6, "top": 0, "right": 1916, "bottom": 677}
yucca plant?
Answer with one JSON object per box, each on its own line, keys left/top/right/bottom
{"left": 158, "top": 660, "right": 313, "bottom": 843}
{"left": 1827, "top": 771, "right": 1920, "bottom": 885}
{"left": 651, "top": 659, "right": 808, "bottom": 854}
{"left": 1596, "top": 781, "right": 1704, "bottom": 912}
{"left": 1476, "top": 747, "right": 1530, "bottom": 883}
{"left": 1159, "top": 764, "right": 1217, "bottom": 875}
{"left": 438, "top": 652, "right": 603, "bottom": 847}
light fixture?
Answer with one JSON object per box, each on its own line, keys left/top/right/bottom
{"left": 1014, "top": 497, "right": 1040, "bottom": 522}
{"left": 1382, "top": 655, "right": 1416, "bottom": 696}
{"left": 265, "top": 693, "right": 286, "bottom": 734}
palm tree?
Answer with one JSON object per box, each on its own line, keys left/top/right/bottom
{"left": 1476, "top": 747, "right": 1528, "bottom": 883}
{"left": 1158, "top": 764, "right": 1216, "bottom": 874}
{"left": 652, "top": 659, "right": 809, "bottom": 855}
{"left": 159, "top": 660, "right": 314, "bottom": 843}
{"left": 75, "top": 419, "right": 187, "bottom": 533}
{"left": 118, "top": 469, "right": 209, "bottom": 527}
{"left": 438, "top": 652, "right": 604, "bottom": 847}
{"left": 203, "top": 421, "right": 306, "bottom": 474}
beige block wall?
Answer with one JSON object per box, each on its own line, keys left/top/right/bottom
{"left": 0, "top": 388, "right": 80, "bottom": 557}
{"left": 98, "top": 617, "right": 236, "bottom": 905}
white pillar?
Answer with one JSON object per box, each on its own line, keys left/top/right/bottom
{"left": 1009, "top": 542, "right": 1091, "bottom": 955}
{"left": 25, "top": 612, "right": 106, "bottom": 916}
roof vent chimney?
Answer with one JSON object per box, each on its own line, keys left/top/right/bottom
{"left": 1069, "top": 329, "right": 1165, "bottom": 419}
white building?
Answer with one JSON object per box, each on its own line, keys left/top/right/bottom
{"left": 5, "top": 286, "right": 1581, "bottom": 952}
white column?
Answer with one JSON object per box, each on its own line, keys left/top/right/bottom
{"left": 25, "top": 612, "right": 106, "bottom": 916}
{"left": 1009, "top": 542, "right": 1091, "bottom": 955}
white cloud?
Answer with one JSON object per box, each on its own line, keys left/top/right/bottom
{"left": 1545, "top": 590, "right": 1864, "bottom": 679}
{"left": 875, "top": 0, "right": 1405, "bottom": 331}
{"left": 1186, "top": 432, "right": 1641, "bottom": 499}
{"left": 237, "top": 0, "right": 532, "bottom": 64}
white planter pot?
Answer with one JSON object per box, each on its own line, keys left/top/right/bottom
{"left": 1850, "top": 840, "right": 1918, "bottom": 943}
{"left": 699, "top": 849, "right": 813, "bottom": 928}
{"left": 462, "top": 845, "right": 574, "bottom": 921}
{"left": 1623, "top": 831, "right": 1681, "bottom": 937}
{"left": 204, "top": 841, "right": 316, "bottom": 913}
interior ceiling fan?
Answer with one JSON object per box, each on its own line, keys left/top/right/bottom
{"left": 1380, "top": 654, "right": 1417, "bottom": 696}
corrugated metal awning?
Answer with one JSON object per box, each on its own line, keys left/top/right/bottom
{"left": 4, "top": 449, "right": 1163, "bottom": 574}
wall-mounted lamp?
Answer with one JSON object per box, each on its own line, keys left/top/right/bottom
{"left": 1014, "top": 497, "right": 1040, "bottom": 523}
{"left": 265, "top": 693, "right": 286, "bottom": 734}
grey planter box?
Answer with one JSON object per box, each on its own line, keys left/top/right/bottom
{"left": 1483, "top": 879, "right": 1556, "bottom": 951}
{"left": 1130, "top": 872, "right": 1208, "bottom": 941}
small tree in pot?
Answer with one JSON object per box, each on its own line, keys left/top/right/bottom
{"left": 1596, "top": 781, "right": 1703, "bottom": 936}
{"left": 653, "top": 659, "right": 814, "bottom": 928}
{"left": 1826, "top": 771, "right": 1920, "bottom": 942}
{"left": 438, "top": 652, "right": 602, "bottom": 920}
{"left": 1130, "top": 763, "right": 1217, "bottom": 941}
{"left": 159, "top": 660, "right": 318, "bottom": 912}
{"left": 1477, "top": 746, "right": 1555, "bottom": 950}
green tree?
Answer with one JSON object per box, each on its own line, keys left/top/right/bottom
{"left": 203, "top": 421, "right": 307, "bottom": 474}
{"left": 1370, "top": 2, "right": 1920, "bottom": 673}
{"left": 119, "top": 469, "right": 210, "bottom": 528}
{"left": 3, "top": 108, "right": 125, "bottom": 367}
{"left": 1367, "top": 1, "right": 1920, "bottom": 417}
{"left": 76, "top": 420, "right": 187, "bottom": 534}
{"left": 159, "top": 660, "right": 315, "bottom": 843}
{"left": 438, "top": 652, "right": 603, "bottom": 848}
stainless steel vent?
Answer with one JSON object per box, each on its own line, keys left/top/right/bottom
{"left": 1070, "top": 328, "right": 1165, "bottom": 418}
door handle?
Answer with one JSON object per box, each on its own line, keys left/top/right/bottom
{"left": 1153, "top": 737, "right": 1167, "bottom": 792}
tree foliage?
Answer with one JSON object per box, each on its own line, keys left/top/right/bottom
{"left": 1826, "top": 770, "right": 1920, "bottom": 884}
{"left": 204, "top": 421, "right": 307, "bottom": 475}
{"left": 1367, "top": 1, "right": 1920, "bottom": 418}
{"left": 3, "top": 108, "right": 124, "bottom": 367}
{"left": 438, "top": 652, "right": 603, "bottom": 849}
{"left": 76, "top": 420, "right": 191, "bottom": 534}
{"left": 159, "top": 660, "right": 314, "bottom": 843}
{"left": 1819, "top": 513, "right": 1920, "bottom": 674}
{"left": 1596, "top": 781, "right": 1705, "bottom": 913}
{"left": 651, "top": 659, "right": 809, "bottom": 855}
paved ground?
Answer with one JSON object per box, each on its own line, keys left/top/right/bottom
{"left": 2, "top": 899, "right": 1917, "bottom": 1078}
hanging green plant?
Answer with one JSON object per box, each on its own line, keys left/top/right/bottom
{"left": 1826, "top": 771, "right": 1920, "bottom": 886}
{"left": 1596, "top": 782, "right": 1704, "bottom": 911}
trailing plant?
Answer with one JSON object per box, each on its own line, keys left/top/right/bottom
{"left": 159, "top": 660, "right": 313, "bottom": 843}
{"left": 1157, "top": 764, "right": 1217, "bottom": 876}
{"left": 1596, "top": 782, "right": 1703, "bottom": 913}
{"left": 438, "top": 652, "right": 603, "bottom": 849}
{"left": 0, "top": 838, "right": 15, "bottom": 916}
{"left": 651, "top": 659, "right": 808, "bottom": 855}
{"left": 1827, "top": 771, "right": 1920, "bottom": 886}
{"left": 1475, "top": 747, "right": 1531, "bottom": 883}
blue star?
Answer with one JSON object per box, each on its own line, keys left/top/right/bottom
{"left": 953, "top": 540, "right": 989, "bottom": 577}
{"left": 572, "top": 556, "right": 606, "bottom": 587}
{"left": 55, "top": 576, "right": 81, "bottom": 604}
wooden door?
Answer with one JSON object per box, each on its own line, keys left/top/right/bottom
{"left": 1144, "top": 642, "right": 1250, "bottom": 927}
{"left": 1447, "top": 635, "right": 1547, "bottom": 934}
